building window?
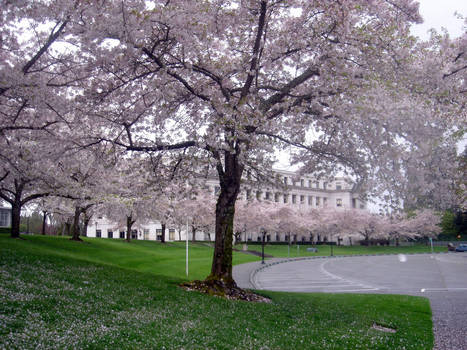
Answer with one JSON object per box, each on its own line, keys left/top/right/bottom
{"left": 308, "top": 196, "right": 313, "bottom": 205}
{"left": 323, "top": 197, "right": 328, "bottom": 207}
{"left": 336, "top": 183, "right": 342, "bottom": 190}
{"left": 131, "top": 230, "right": 138, "bottom": 239}
{"left": 275, "top": 234, "right": 280, "bottom": 241}
{"left": 314, "top": 182, "right": 319, "bottom": 188}
{"left": 292, "top": 194, "right": 296, "bottom": 204}
{"left": 283, "top": 194, "right": 288, "bottom": 204}
{"left": 336, "top": 198, "right": 343, "bottom": 207}
{"left": 0, "top": 209, "right": 10, "bottom": 227}
{"left": 143, "top": 229, "right": 149, "bottom": 240}
{"left": 169, "top": 229, "right": 175, "bottom": 240}
{"left": 119, "top": 231, "right": 125, "bottom": 239}
{"left": 246, "top": 189, "right": 251, "bottom": 200}
{"left": 316, "top": 197, "right": 320, "bottom": 206}
{"left": 214, "top": 186, "right": 220, "bottom": 195}
{"left": 352, "top": 198, "right": 357, "bottom": 208}
{"left": 308, "top": 180, "right": 312, "bottom": 187}
{"left": 256, "top": 191, "right": 262, "bottom": 200}
{"left": 274, "top": 193, "right": 280, "bottom": 202}
{"left": 107, "top": 230, "right": 113, "bottom": 239}
{"left": 156, "top": 229, "right": 162, "bottom": 241}
{"left": 300, "top": 195, "right": 305, "bottom": 204}
{"left": 300, "top": 179, "right": 304, "bottom": 187}
{"left": 96, "top": 229, "right": 101, "bottom": 238}
{"left": 323, "top": 182, "right": 328, "bottom": 189}
{"left": 284, "top": 177, "right": 288, "bottom": 185}
{"left": 265, "top": 192, "right": 271, "bottom": 200}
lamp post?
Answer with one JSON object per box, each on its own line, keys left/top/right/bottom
{"left": 330, "top": 224, "right": 337, "bottom": 257}
{"left": 261, "top": 229, "right": 266, "bottom": 264}
{"left": 186, "top": 219, "right": 189, "bottom": 277}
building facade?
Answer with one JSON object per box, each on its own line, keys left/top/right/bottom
{"left": 205, "top": 169, "right": 365, "bottom": 211}
{"left": 86, "top": 219, "right": 191, "bottom": 242}
{"left": 86, "top": 169, "right": 366, "bottom": 242}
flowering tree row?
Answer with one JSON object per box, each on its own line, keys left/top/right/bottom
{"left": 234, "top": 200, "right": 441, "bottom": 245}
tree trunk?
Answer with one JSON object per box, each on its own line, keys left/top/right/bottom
{"left": 81, "top": 214, "right": 90, "bottom": 237}
{"left": 161, "top": 222, "right": 166, "bottom": 243}
{"left": 65, "top": 220, "right": 71, "bottom": 236}
{"left": 208, "top": 152, "right": 243, "bottom": 286}
{"left": 192, "top": 225, "right": 197, "bottom": 242}
{"left": 10, "top": 200, "right": 21, "bottom": 238}
{"left": 70, "top": 206, "right": 82, "bottom": 241}
{"left": 41, "top": 211, "right": 47, "bottom": 235}
{"left": 126, "top": 215, "right": 134, "bottom": 242}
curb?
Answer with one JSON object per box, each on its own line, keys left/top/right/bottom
{"left": 249, "top": 251, "right": 448, "bottom": 289}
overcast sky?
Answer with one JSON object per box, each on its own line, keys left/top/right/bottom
{"left": 410, "top": 0, "right": 466, "bottom": 39}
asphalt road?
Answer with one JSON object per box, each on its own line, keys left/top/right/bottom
{"left": 235, "top": 253, "right": 467, "bottom": 350}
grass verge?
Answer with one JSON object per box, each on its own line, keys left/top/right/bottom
{"left": 237, "top": 243, "right": 446, "bottom": 258}
{"left": 0, "top": 234, "right": 433, "bottom": 349}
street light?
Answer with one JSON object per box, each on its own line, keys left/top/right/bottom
{"left": 261, "top": 229, "right": 266, "bottom": 264}
{"left": 330, "top": 236, "right": 334, "bottom": 257}
{"left": 330, "top": 224, "right": 337, "bottom": 257}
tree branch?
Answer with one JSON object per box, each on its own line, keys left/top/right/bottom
{"left": 260, "top": 66, "right": 320, "bottom": 112}
{"left": 142, "top": 47, "right": 210, "bottom": 101}
{"left": 239, "top": 0, "right": 267, "bottom": 100}
{"left": 22, "top": 19, "right": 69, "bottom": 74}
{"left": 21, "top": 192, "right": 50, "bottom": 206}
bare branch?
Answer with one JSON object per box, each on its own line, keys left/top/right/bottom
{"left": 22, "top": 19, "right": 69, "bottom": 74}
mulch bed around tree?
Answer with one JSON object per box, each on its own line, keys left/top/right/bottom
{"left": 180, "top": 279, "right": 271, "bottom": 303}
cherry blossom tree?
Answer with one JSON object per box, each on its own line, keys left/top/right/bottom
{"left": 234, "top": 199, "right": 275, "bottom": 243}
{"left": 71, "top": 0, "right": 447, "bottom": 286}
{"left": 0, "top": 133, "right": 67, "bottom": 238}
{"left": 178, "top": 190, "right": 216, "bottom": 242}
{"left": 0, "top": 1, "right": 79, "bottom": 136}
{"left": 97, "top": 158, "right": 165, "bottom": 242}
{"left": 403, "top": 209, "right": 442, "bottom": 239}
{"left": 343, "top": 210, "right": 387, "bottom": 245}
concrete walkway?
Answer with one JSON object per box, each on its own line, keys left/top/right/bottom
{"left": 233, "top": 253, "right": 467, "bottom": 350}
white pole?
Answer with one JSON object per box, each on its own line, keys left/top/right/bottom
{"left": 186, "top": 220, "right": 189, "bottom": 277}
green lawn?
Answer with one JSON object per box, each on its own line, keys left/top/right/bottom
{"left": 238, "top": 243, "right": 446, "bottom": 258}
{"left": 0, "top": 234, "right": 433, "bottom": 349}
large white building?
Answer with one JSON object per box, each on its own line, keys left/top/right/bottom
{"left": 86, "top": 169, "right": 366, "bottom": 242}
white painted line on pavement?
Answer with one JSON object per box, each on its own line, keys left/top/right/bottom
{"left": 421, "top": 288, "right": 467, "bottom": 292}
{"left": 320, "top": 259, "right": 380, "bottom": 291}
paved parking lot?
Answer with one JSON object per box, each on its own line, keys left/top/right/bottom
{"left": 234, "top": 253, "right": 467, "bottom": 350}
